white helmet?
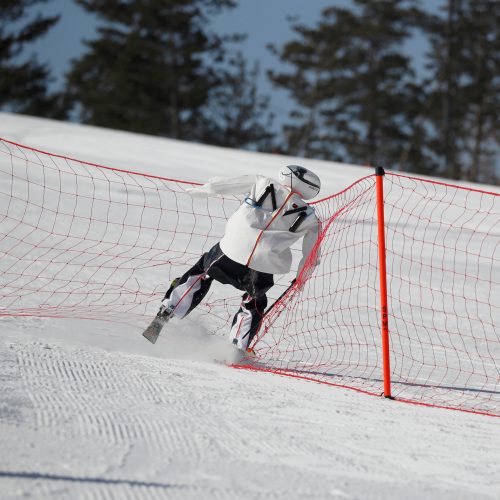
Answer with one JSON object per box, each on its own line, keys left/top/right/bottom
{"left": 279, "top": 165, "right": 321, "bottom": 200}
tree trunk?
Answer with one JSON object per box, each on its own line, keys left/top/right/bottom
{"left": 469, "top": 36, "right": 487, "bottom": 183}
{"left": 367, "top": 48, "right": 378, "bottom": 166}
{"left": 443, "top": 0, "right": 459, "bottom": 179}
{"left": 469, "top": 101, "right": 485, "bottom": 182}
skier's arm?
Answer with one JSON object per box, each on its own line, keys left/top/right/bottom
{"left": 296, "top": 220, "right": 321, "bottom": 279}
{"left": 187, "top": 175, "right": 262, "bottom": 197}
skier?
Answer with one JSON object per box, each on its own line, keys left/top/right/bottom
{"left": 144, "top": 165, "right": 321, "bottom": 351}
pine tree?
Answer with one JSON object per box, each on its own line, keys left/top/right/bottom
{"left": 269, "top": 1, "right": 433, "bottom": 173}
{"left": 462, "top": 1, "right": 499, "bottom": 184}
{"left": 66, "top": 0, "right": 237, "bottom": 140}
{"left": 267, "top": 19, "right": 332, "bottom": 160}
{"left": 422, "top": 0, "right": 499, "bottom": 182}
{"left": 198, "top": 52, "right": 275, "bottom": 151}
{"left": 0, "top": 0, "right": 64, "bottom": 117}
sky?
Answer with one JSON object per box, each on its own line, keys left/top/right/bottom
{"left": 33, "top": 0, "right": 344, "bottom": 123}
{"left": 31, "top": 0, "right": 432, "bottom": 131}
{"left": 15, "top": 0, "right": 444, "bottom": 143}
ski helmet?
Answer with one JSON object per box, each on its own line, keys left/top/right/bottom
{"left": 278, "top": 165, "right": 321, "bottom": 200}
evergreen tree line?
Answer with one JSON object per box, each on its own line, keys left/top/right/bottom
{"left": 1, "top": 0, "right": 498, "bottom": 184}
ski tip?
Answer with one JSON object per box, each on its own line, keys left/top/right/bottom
{"left": 142, "top": 330, "right": 159, "bottom": 344}
{"left": 141, "top": 316, "right": 168, "bottom": 344}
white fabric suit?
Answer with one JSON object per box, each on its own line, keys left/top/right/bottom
{"left": 163, "top": 175, "right": 321, "bottom": 351}
{"left": 190, "top": 175, "right": 320, "bottom": 275}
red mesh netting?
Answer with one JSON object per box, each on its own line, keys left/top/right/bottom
{"left": 1, "top": 138, "right": 498, "bottom": 416}
{"left": 253, "top": 173, "right": 499, "bottom": 417}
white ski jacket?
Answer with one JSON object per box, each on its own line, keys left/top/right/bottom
{"left": 188, "top": 175, "right": 320, "bottom": 276}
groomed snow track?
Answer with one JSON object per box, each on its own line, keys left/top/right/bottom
{"left": 1, "top": 114, "right": 499, "bottom": 499}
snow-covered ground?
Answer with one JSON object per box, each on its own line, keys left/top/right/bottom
{"left": 1, "top": 113, "right": 499, "bottom": 500}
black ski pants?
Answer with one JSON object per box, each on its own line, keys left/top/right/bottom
{"left": 163, "top": 243, "right": 274, "bottom": 349}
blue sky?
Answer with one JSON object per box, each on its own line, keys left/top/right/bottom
{"left": 32, "top": 0, "right": 433, "bottom": 129}
{"left": 34, "top": 0, "right": 345, "bottom": 120}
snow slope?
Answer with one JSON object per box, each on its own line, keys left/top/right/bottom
{"left": 1, "top": 113, "right": 499, "bottom": 500}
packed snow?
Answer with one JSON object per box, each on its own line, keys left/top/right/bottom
{"left": 1, "top": 112, "right": 499, "bottom": 500}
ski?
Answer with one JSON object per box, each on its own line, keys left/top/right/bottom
{"left": 141, "top": 318, "right": 163, "bottom": 344}
{"left": 142, "top": 307, "right": 173, "bottom": 344}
